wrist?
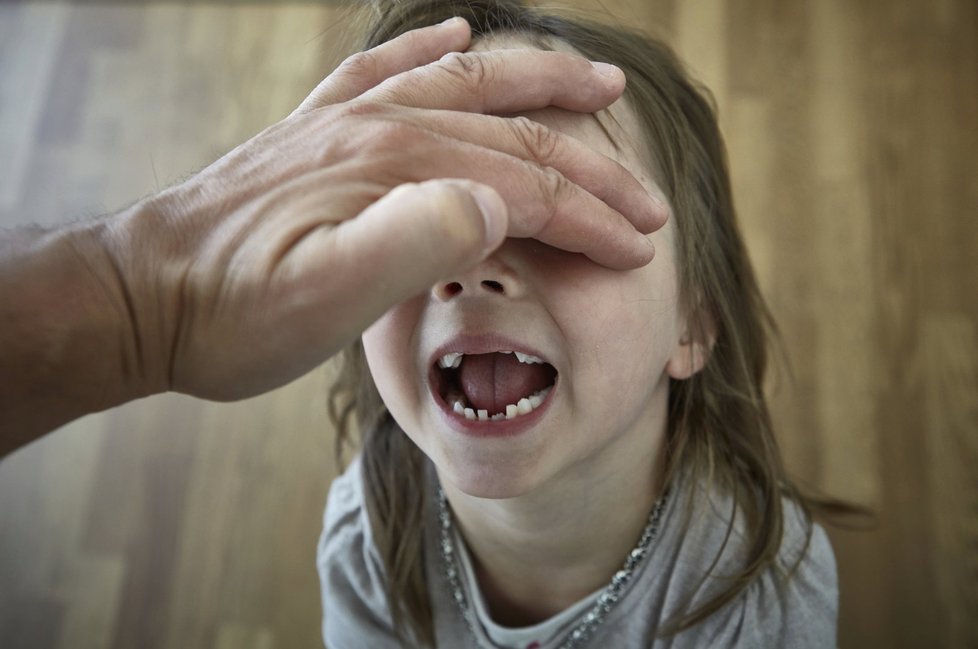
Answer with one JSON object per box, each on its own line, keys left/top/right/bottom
{"left": 0, "top": 216, "right": 161, "bottom": 448}
{"left": 74, "top": 213, "right": 167, "bottom": 401}
{"left": 90, "top": 195, "right": 189, "bottom": 400}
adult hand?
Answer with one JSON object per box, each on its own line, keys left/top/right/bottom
{"left": 0, "top": 17, "right": 667, "bottom": 450}
{"left": 104, "top": 16, "right": 667, "bottom": 401}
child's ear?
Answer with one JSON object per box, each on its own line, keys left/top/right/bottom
{"left": 666, "top": 316, "right": 716, "bottom": 380}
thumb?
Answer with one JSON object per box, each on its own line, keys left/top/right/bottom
{"left": 315, "top": 179, "right": 507, "bottom": 331}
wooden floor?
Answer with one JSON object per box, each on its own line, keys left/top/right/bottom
{"left": 0, "top": 2, "right": 975, "bottom": 648}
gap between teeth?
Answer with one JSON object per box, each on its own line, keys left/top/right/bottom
{"left": 438, "top": 349, "right": 545, "bottom": 369}
{"left": 451, "top": 385, "right": 552, "bottom": 421}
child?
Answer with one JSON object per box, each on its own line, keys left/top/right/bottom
{"left": 319, "top": 1, "right": 838, "bottom": 647}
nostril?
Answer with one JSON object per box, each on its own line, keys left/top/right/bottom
{"left": 443, "top": 282, "right": 463, "bottom": 297}
{"left": 481, "top": 280, "right": 504, "bottom": 293}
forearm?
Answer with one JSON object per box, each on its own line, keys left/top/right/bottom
{"left": 0, "top": 23, "right": 663, "bottom": 460}
{"left": 0, "top": 210, "right": 160, "bottom": 458}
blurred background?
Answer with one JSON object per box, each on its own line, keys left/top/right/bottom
{"left": 0, "top": 1, "right": 975, "bottom": 648}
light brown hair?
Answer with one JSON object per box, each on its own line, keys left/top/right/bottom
{"left": 329, "top": 1, "right": 854, "bottom": 646}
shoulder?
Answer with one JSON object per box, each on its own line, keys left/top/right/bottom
{"left": 665, "top": 481, "right": 838, "bottom": 648}
{"left": 714, "top": 501, "right": 837, "bottom": 648}
{"left": 317, "top": 456, "right": 400, "bottom": 647}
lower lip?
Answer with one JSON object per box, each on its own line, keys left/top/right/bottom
{"left": 430, "top": 378, "right": 558, "bottom": 438}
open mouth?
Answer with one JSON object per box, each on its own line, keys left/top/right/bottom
{"left": 431, "top": 350, "right": 558, "bottom": 422}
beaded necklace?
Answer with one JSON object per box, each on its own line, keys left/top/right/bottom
{"left": 437, "top": 487, "right": 669, "bottom": 649}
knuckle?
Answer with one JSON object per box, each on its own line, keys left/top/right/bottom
{"left": 337, "top": 50, "right": 379, "bottom": 81}
{"left": 435, "top": 51, "right": 494, "bottom": 93}
{"left": 329, "top": 102, "right": 401, "bottom": 158}
{"left": 536, "top": 166, "right": 573, "bottom": 221}
{"left": 510, "top": 116, "right": 561, "bottom": 164}
{"left": 363, "top": 121, "right": 426, "bottom": 153}
{"left": 331, "top": 103, "right": 427, "bottom": 155}
{"left": 334, "top": 99, "right": 387, "bottom": 121}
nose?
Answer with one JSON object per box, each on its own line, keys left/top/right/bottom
{"left": 431, "top": 255, "right": 526, "bottom": 302}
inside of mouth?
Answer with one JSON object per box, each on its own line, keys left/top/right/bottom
{"left": 435, "top": 352, "right": 557, "bottom": 417}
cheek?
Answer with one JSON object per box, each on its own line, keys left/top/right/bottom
{"left": 549, "top": 262, "right": 681, "bottom": 400}
{"left": 362, "top": 301, "right": 424, "bottom": 414}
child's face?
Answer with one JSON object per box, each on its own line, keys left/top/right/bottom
{"left": 363, "top": 40, "right": 691, "bottom": 499}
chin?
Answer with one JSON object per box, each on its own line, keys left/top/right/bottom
{"left": 436, "top": 448, "right": 546, "bottom": 500}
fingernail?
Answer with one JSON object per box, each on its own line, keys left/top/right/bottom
{"left": 591, "top": 61, "right": 624, "bottom": 81}
{"left": 642, "top": 236, "right": 656, "bottom": 263}
{"left": 648, "top": 190, "right": 667, "bottom": 212}
{"left": 440, "top": 16, "right": 466, "bottom": 27}
{"left": 469, "top": 185, "right": 507, "bottom": 256}
{"left": 649, "top": 191, "right": 670, "bottom": 225}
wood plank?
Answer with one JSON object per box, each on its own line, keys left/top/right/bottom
{"left": 0, "top": 2, "right": 975, "bottom": 648}
{"left": 921, "top": 316, "right": 978, "bottom": 649}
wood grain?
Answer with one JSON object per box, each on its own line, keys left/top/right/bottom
{"left": 0, "top": 2, "right": 975, "bottom": 648}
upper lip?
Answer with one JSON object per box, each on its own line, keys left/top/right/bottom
{"left": 427, "top": 333, "right": 556, "bottom": 370}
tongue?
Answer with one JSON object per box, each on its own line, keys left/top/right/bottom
{"left": 458, "top": 353, "right": 554, "bottom": 414}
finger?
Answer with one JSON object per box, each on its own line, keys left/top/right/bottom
{"left": 380, "top": 107, "right": 669, "bottom": 235}
{"left": 293, "top": 180, "right": 507, "bottom": 336}
{"left": 497, "top": 165, "right": 657, "bottom": 269}
{"left": 345, "top": 129, "right": 655, "bottom": 269}
{"left": 293, "top": 18, "right": 472, "bottom": 115}
{"left": 365, "top": 49, "right": 627, "bottom": 115}
{"left": 260, "top": 119, "right": 654, "bottom": 269}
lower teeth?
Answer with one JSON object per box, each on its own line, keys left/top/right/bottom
{"left": 450, "top": 385, "right": 553, "bottom": 421}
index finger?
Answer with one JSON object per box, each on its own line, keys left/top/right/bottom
{"left": 293, "top": 17, "right": 473, "bottom": 114}
{"left": 364, "top": 49, "right": 627, "bottom": 115}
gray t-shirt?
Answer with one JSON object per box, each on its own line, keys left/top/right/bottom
{"left": 317, "top": 456, "right": 837, "bottom": 648}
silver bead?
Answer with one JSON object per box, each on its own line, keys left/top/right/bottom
{"left": 439, "top": 483, "right": 670, "bottom": 649}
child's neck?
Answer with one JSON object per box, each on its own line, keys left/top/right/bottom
{"left": 440, "top": 419, "right": 666, "bottom": 627}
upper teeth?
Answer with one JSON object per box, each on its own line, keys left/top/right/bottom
{"left": 513, "top": 351, "right": 544, "bottom": 364}
{"left": 438, "top": 352, "right": 463, "bottom": 369}
{"left": 437, "top": 350, "right": 545, "bottom": 368}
